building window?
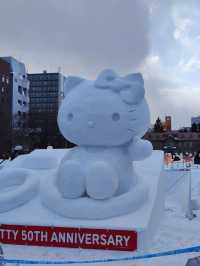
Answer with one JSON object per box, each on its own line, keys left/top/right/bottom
{"left": 18, "top": 99, "right": 22, "bottom": 105}
{"left": 23, "top": 101, "right": 27, "bottom": 106}
{"left": 18, "top": 111, "right": 21, "bottom": 116}
{"left": 2, "top": 75, "right": 5, "bottom": 83}
{"left": 18, "top": 86, "right": 22, "bottom": 94}
{"left": 23, "top": 88, "right": 27, "bottom": 96}
{"left": 1, "top": 87, "right": 4, "bottom": 93}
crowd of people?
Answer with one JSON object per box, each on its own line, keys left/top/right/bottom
{"left": 164, "top": 151, "right": 200, "bottom": 167}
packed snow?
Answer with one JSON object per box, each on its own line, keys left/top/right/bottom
{"left": 0, "top": 158, "right": 200, "bottom": 265}
{"left": 55, "top": 69, "right": 152, "bottom": 219}
{"left": 0, "top": 150, "right": 164, "bottom": 254}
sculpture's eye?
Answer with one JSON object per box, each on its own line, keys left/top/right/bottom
{"left": 67, "top": 112, "right": 74, "bottom": 121}
{"left": 112, "top": 112, "right": 120, "bottom": 121}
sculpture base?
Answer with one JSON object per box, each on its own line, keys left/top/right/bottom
{"left": 0, "top": 150, "right": 164, "bottom": 253}
{"left": 40, "top": 172, "right": 148, "bottom": 220}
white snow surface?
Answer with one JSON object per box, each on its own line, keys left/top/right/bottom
{"left": 0, "top": 150, "right": 164, "bottom": 251}
{"left": 0, "top": 168, "right": 38, "bottom": 212}
{"left": 1, "top": 153, "right": 200, "bottom": 265}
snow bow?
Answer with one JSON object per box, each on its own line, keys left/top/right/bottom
{"left": 94, "top": 69, "right": 145, "bottom": 104}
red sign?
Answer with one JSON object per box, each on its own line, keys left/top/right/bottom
{"left": 0, "top": 224, "right": 137, "bottom": 252}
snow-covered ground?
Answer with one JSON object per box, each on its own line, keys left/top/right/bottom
{"left": 139, "top": 166, "right": 200, "bottom": 266}
{"left": 1, "top": 163, "right": 200, "bottom": 265}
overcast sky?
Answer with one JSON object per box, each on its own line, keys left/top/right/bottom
{"left": 0, "top": 0, "right": 200, "bottom": 129}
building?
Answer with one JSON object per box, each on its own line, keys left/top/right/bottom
{"left": 191, "top": 116, "right": 200, "bottom": 125}
{"left": 144, "top": 130, "right": 200, "bottom": 154}
{"left": 163, "top": 116, "right": 171, "bottom": 131}
{"left": 2, "top": 57, "right": 29, "bottom": 126}
{"left": 0, "top": 57, "right": 29, "bottom": 158}
{"left": 28, "top": 71, "right": 71, "bottom": 149}
{"left": 0, "top": 58, "right": 12, "bottom": 158}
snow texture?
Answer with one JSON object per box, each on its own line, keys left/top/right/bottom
{"left": 0, "top": 168, "right": 38, "bottom": 212}
{"left": 41, "top": 172, "right": 148, "bottom": 220}
{"left": 0, "top": 150, "right": 164, "bottom": 254}
{"left": 53, "top": 69, "right": 152, "bottom": 218}
{"left": 22, "top": 154, "right": 58, "bottom": 170}
{"left": 2, "top": 162, "right": 200, "bottom": 266}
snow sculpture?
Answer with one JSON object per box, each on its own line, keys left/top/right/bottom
{"left": 0, "top": 168, "right": 38, "bottom": 212}
{"left": 41, "top": 69, "right": 153, "bottom": 219}
{"left": 22, "top": 154, "right": 58, "bottom": 170}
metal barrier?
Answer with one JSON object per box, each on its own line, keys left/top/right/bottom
{"left": 165, "top": 162, "right": 196, "bottom": 220}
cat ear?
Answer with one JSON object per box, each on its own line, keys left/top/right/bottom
{"left": 64, "top": 76, "right": 84, "bottom": 96}
{"left": 120, "top": 73, "right": 145, "bottom": 104}
{"left": 95, "top": 69, "right": 118, "bottom": 88}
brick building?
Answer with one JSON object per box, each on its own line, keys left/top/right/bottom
{"left": 144, "top": 131, "right": 200, "bottom": 154}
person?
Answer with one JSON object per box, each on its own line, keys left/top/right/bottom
{"left": 173, "top": 153, "right": 180, "bottom": 161}
{"left": 194, "top": 151, "right": 200, "bottom": 164}
{"left": 164, "top": 153, "right": 173, "bottom": 166}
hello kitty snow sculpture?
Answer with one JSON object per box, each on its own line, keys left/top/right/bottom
{"left": 42, "top": 69, "right": 153, "bottom": 220}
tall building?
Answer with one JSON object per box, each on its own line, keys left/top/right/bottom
{"left": 0, "top": 57, "right": 30, "bottom": 157}
{"left": 2, "top": 57, "right": 29, "bottom": 127}
{"left": 164, "top": 116, "right": 172, "bottom": 131}
{"left": 0, "top": 59, "right": 12, "bottom": 158}
{"left": 28, "top": 71, "right": 70, "bottom": 149}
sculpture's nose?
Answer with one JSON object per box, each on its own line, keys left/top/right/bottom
{"left": 88, "top": 120, "right": 95, "bottom": 128}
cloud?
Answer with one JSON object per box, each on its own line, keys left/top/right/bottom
{"left": 179, "top": 57, "right": 200, "bottom": 72}
{"left": 140, "top": 55, "right": 181, "bottom": 126}
{"left": 141, "top": 55, "right": 200, "bottom": 129}
{"left": 171, "top": 1, "right": 200, "bottom": 62}
{"left": 0, "top": 0, "right": 150, "bottom": 77}
{"left": 173, "top": 18, "right": 193, "bottom": 47}
{"left": 1, "top": 0, "right": 199, "bottom": 129}
{"left": 141, "top": 0, "right": 200, "bottom": 129}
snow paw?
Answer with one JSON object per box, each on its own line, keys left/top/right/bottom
{"left": 57, "top": 161, "right": 85, "bottom": 199}
{"left": 86, "top": 162, "right": 119, "bottom": 200}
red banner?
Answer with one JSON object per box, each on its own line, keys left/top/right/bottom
{"left": 0, "top": 224, "right": 137, "bottom": 252}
